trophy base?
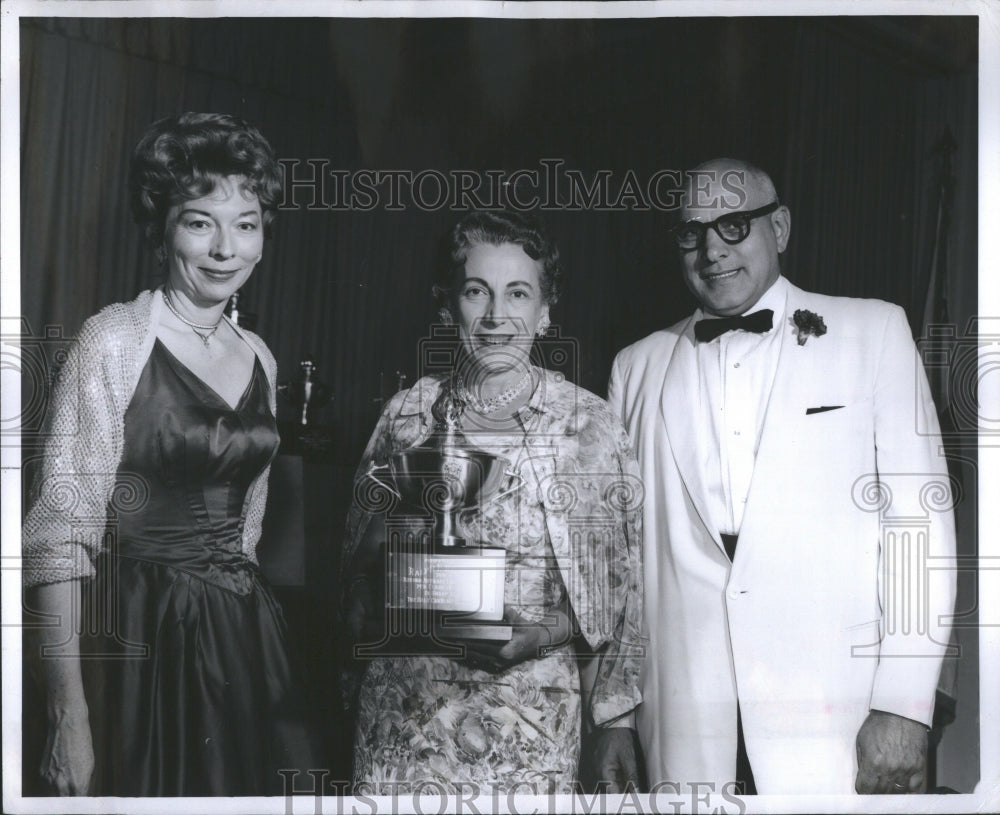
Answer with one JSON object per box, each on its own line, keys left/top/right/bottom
{"left": 436, "top": 617, "right": 513, "bottom": 641}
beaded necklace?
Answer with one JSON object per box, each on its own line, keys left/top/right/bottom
{"left": 454, "top": 369, "right": 533, "bottom": 415}
{"left": 163, "top": 289, "right": 224, "bottom": 347}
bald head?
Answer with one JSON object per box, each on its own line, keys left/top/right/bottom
{"left": 676, "top": 158, "right": 791, "bottom": 317}
{"left": 681, "top": 158, "right": 779, "bottom": 217}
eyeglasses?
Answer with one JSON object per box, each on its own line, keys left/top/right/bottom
{"left": 672, "top": 201, "right": 780, "bottom": 251}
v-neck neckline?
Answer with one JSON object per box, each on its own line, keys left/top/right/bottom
{"left": 154, "top": 339, "right": 258, "bottom": 411}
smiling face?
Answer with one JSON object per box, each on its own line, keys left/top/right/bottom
{"left": 163, "top": 174, "right": 264, "bottom": 308}
{"left": 679, "top": 160, "right": 790, "bottom": 317}
{"left": 455, "top": 242, "right": 549, "bottom": 377}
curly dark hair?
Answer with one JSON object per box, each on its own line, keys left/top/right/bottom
{"left": 128, "top": 112, "right": 283, "bottom": 256}
{"left": 435, "top": 210, "right": 563, "bottom": 316}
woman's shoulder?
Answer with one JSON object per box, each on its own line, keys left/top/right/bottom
{"left": 539, "top": 369, "right": 618, "bottom": 422}
{"left": 537, "top": 369, "right": 633, "bottom": 458}
{"left": 76, "top": 289, "right": 156, "bottom": 351}
{"left": 385, "top": 374, "right": 447, "bottom": 417}
{"left": 233, "top": 324, "right": 277, "bottom": 373}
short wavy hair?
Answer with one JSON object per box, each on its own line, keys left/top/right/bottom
{"left": 435, "top": 210, "right": 563, "bottom": 317}
{"left": 129, "top": 112, "right": 282, "bottom": 255}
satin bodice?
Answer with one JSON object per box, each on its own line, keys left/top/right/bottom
{"left": 112, "top": 340, "right": 278, "bottom": 592}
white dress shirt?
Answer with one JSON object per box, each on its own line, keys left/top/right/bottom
{"left": 694, "top": 276, "right": 789, "bottom": 536}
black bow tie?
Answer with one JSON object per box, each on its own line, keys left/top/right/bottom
{"left": 694, "top": 309, "right": 774, "bottom": 342}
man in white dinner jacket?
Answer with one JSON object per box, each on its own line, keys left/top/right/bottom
{"left": 607, "top": 158, "right": 956, "bottom": 794}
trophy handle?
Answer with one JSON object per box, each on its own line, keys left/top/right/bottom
{"left": 454, "top": 465, "right": 524, "bottom": 529}
{"left": 365, "top": 462, "right": 401, "bottom": 500}
{"left": 490, "top": 466, "right": 525, "bottom": 503}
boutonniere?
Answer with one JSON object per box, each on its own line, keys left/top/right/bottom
{"left": 791, "top": 309, "right": 827, "bottom": 346}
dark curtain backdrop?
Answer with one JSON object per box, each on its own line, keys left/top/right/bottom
{"left": 21, "top": 16, "right": 977, "bottom": 460}
{"left": 782, "top": 20, "right": 977, "bottom": 329}
{"left": 18, "top": 14, "right": 980, "bottom": 790}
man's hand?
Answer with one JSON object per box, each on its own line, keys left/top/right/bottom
{"left": 581, "top": 727, "right": 640, "bottom": 793}
{"left": 855, "top": 710, "right": 928, "bottom": 794}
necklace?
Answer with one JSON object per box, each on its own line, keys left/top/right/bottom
{"left": 455, "top": 369, "right": 533, "bottom": 415}
{"left": 162, "top": 289, "right": 224, "bottom": 347}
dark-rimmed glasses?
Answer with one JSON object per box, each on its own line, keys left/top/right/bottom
{"left": 672, "top": 201, "right": 780, "bottom": 251}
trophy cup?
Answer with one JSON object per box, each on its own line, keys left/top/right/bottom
{"left": 370, "top": 387, "right": 517, "bottom": 641}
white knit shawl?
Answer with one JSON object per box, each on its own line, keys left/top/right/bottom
{"left": 22, "top": 288, "right": 278, "bottom": 588}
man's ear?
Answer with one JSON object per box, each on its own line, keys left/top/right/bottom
{"left": 771, "top": 205, "right": 791, "bottom": 252}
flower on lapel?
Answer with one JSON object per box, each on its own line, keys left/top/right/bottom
{"left": 791, "top": 309, "right": 827, "bottom": 346}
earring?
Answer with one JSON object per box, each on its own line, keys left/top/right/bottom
{"left": 438, "top": 307, "right": 454, "bottom": 325}
{"left": 535, "top": 315, "right": 550, "bottom": 337}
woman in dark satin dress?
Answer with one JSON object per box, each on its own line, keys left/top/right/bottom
{"left": 22, "top": 112, "right": 319, "bottom": 796}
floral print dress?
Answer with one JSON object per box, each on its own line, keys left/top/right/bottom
{"left": 344, "top": 370, "right": 643, "bottom": 795}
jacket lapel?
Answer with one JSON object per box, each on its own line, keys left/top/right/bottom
{"left": 661, "top": 315, "right": 724, "bottom": 552}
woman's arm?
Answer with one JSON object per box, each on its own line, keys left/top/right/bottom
{"left": 566, "top": 401, "right": 644, "bottom": 790}
{"left": 27, "top": 581, "right": 94, "bottom": 796}
{"left": 578, "top": 651, "right": 639, "bottom": 792}
{"left": 578, "top": 657, "right": 635, "bottom": 730}
{"left": 341, "top": 388, "right": 421, "bottom": 641}
{"left": 22, "top": 313, "right": 135, "bottom": 794}
{"left": 23, "top": 315, "right": 128, "bottom": 587}
{"left": 237, "top": 328, "right": 278, "bottom": 562}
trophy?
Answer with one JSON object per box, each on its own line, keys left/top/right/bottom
{"left": 367, "top": 387, "right": 519, "bottom": 640}
{"left": 226, "top": 291, "right": 257, "bottom": 331}
{"left": 278, "top": 356, "right": 332, "bottom": 426}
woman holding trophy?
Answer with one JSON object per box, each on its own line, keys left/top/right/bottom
{"left": 343, "top": 210, "right": 643, "bottom": 794}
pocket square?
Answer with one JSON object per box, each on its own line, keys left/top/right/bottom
{"left": 806, "top": 405, "right": 844, "bottom": 415}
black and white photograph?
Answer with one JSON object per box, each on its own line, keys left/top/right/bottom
{"left": 2, "top": 1, "right": 997, "bottom": 813}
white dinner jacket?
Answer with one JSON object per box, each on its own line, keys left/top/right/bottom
{"left": 608, "top": 281, "right": 956, "bottom": 793}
